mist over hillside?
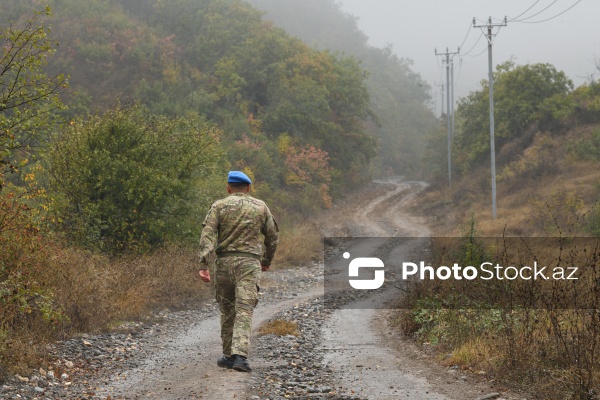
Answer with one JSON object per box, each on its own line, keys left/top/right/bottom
{"left": 247, "top": 0, "right": 438, "bottom": 177}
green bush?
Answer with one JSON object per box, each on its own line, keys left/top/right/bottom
{"left": 568, "top": 128, "right": 600, "bottom": 161}
{"left": 46, "top": 103, "right": 222, "bottom": 253}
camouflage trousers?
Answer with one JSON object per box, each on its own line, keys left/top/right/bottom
{"left": 213, "top": 256, "right": 261, "bottom": 358}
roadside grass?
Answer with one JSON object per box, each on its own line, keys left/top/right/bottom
{"left": 416, "top": 123, "right": 600, "bottom": 238}
{"left": 257, "top": 319, "right": 299, "bottom": 336}
{"left": 402, "top": 125, "right": 600, "bottom": 398}
{"left": 0, "top": 243, "right": 213, "bottom": 379}
{"left": 442, "top": 337, "right": 497, "bottom": 371}
{"left": 1, "top": 324, "right": 53, "bottom": 377}
{"left": 272, "top": 220, "right": 322, "bottom": 268}
{"left": 47, "top": 246, "right": 213, "bottom": 333}
{"left": 403, "top": 306, "right": 600, "bottom": 398}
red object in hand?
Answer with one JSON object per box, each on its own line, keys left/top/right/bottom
{"left": 199, "top": 269, "right": 211, "bottom": 282}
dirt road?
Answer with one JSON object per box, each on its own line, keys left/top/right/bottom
{"left": 85, "top": 178, "right": 517, "bottom": 399}
{"left": 320, "top": 178, "right": 429, "bottom": 237}
{"left": 95, "top": 284, "right": 325, "bottom": 399}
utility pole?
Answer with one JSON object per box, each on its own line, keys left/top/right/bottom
{"left": 451, "top": 59, "right": 455, "bottom": 143}
{"left": 435, "top": 47, "right": 459, "bottom": 187}
{"left": 473, "top": 16, "right": 507, "bottom": 220}
{"left": 434, "top": 82, "right": 445, "bottom": 117}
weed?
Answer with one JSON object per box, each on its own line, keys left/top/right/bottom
{"left": 258, "top": 319, "right": 299, "bottom": 337}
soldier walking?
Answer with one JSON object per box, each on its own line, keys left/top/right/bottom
{"left": 198, "top": 171, "right": 279, "bottom": 372}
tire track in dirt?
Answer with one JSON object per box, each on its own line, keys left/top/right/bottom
{"left": 321, "top": 177, "right": 429, "bottom": 238}
{"left": 94, "top": 271, "right": 323, "bottom": 400}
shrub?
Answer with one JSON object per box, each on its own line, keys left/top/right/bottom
{"left": 0, "top": 187, "right": 66, "bottom": 377}
{"left": 568, "top": 128, "right": 600, "bottom": 161}
{"left": 46, "top": 103, "right": 222, "bottom": 253}
{"left": 400, "top": 218, "right": 600, "bottom": 399}
{"left": 528, "top": 190, "right": 585, "bottom": 235}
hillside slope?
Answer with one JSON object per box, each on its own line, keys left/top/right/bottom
{"left": 246, "top": 0, "right": 437, "bottom": 176}
{"left": 418, "top": 62, "right": 600, "bottom": 235}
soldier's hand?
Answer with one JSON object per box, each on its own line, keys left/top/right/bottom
{"left": 261, "top": 264, "right": 270, "bottom": 272}
{"left": 199, "top": 269, "right": 211, "bottom": 282}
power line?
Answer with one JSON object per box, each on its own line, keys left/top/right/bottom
{"left": 495, "top": 23, "right": 505, "bottom": 39}
{"left": 513, "top": 0, "right": 560, "bottom": 22}
{"left": 436, "top": 53, "right": 442, "bottom": 71}
{"left": 461, "top": 32, "right": 485, "bottom": 56}
{"left": 508, "top": 0, "right": 541, "bottom": 21}
{"left": 434, "top": 82, "right": 446, "bottom": 116}
{"left": 517, "top": 0, "right": 582, "bottom": 24}
{"left": 454, "top": 83, "right": 474, "bottom": 93}
{"left": 436, "top": 60, "right": 444, "bottom": 90}
{"left": 458, "top": 22, "right": 473, "bottom": 50}
{"left": 465, "top": 44, "right": 489, "bottom": 58}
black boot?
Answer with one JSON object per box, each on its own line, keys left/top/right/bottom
{"left": 232, "top": 355, "right": 252, "bottom": 372}
{"left": 217, "top": 355, "right": 234, "bottom": 369}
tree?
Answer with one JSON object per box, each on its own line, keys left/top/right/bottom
{"left": 454, "top": 62, "right": 573, "bottom": 172}
{"left": 46, "top": 104, "right": 222, "bottom": 253}
{"left": 494, "top": 61, "right": 573, "bottom": 137}
{"left": 0, "top": 6, "right": 66, "bottom": 189}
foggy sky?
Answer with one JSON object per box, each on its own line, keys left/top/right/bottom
{"left": 336, "top": 0, "right": 599, "bottom": 115}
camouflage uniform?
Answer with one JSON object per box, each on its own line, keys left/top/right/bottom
{"left": 198, "top": 193, "right": 278, "bottom": 358}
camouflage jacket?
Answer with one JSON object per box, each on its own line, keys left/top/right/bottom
{"left": 198, "top": 193, "right": 279, "bottom": 268}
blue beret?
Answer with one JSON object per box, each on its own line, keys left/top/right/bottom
{"left": 228, "top": 171, "right": 252, "bottom": 184}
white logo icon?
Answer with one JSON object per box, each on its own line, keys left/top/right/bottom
{"left": 345, "top": 252, "right": 385, "bottom": 290}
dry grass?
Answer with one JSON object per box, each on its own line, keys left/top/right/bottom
{"left": 415, "top": 137, "right": 600, "bottom": 238}
{"left": 0, "top": 244, "right": 213, "bottom": 379}
{"left": 45, "top": 246, "right": 212, "bottom": 334}
{"left": 443, "top": 337, "right": 499, "bottom": 373}
{"left": 257, "top": 319, "right": 299, "bottom": 336}
{"left": 272, "top": 220, "right": 322, "bottom": 268}
{"left": 1, "top": 325, "right": 53, "bottom": 377}
{"left": 403, "top": 241, "right": 600, "bottom": 399}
